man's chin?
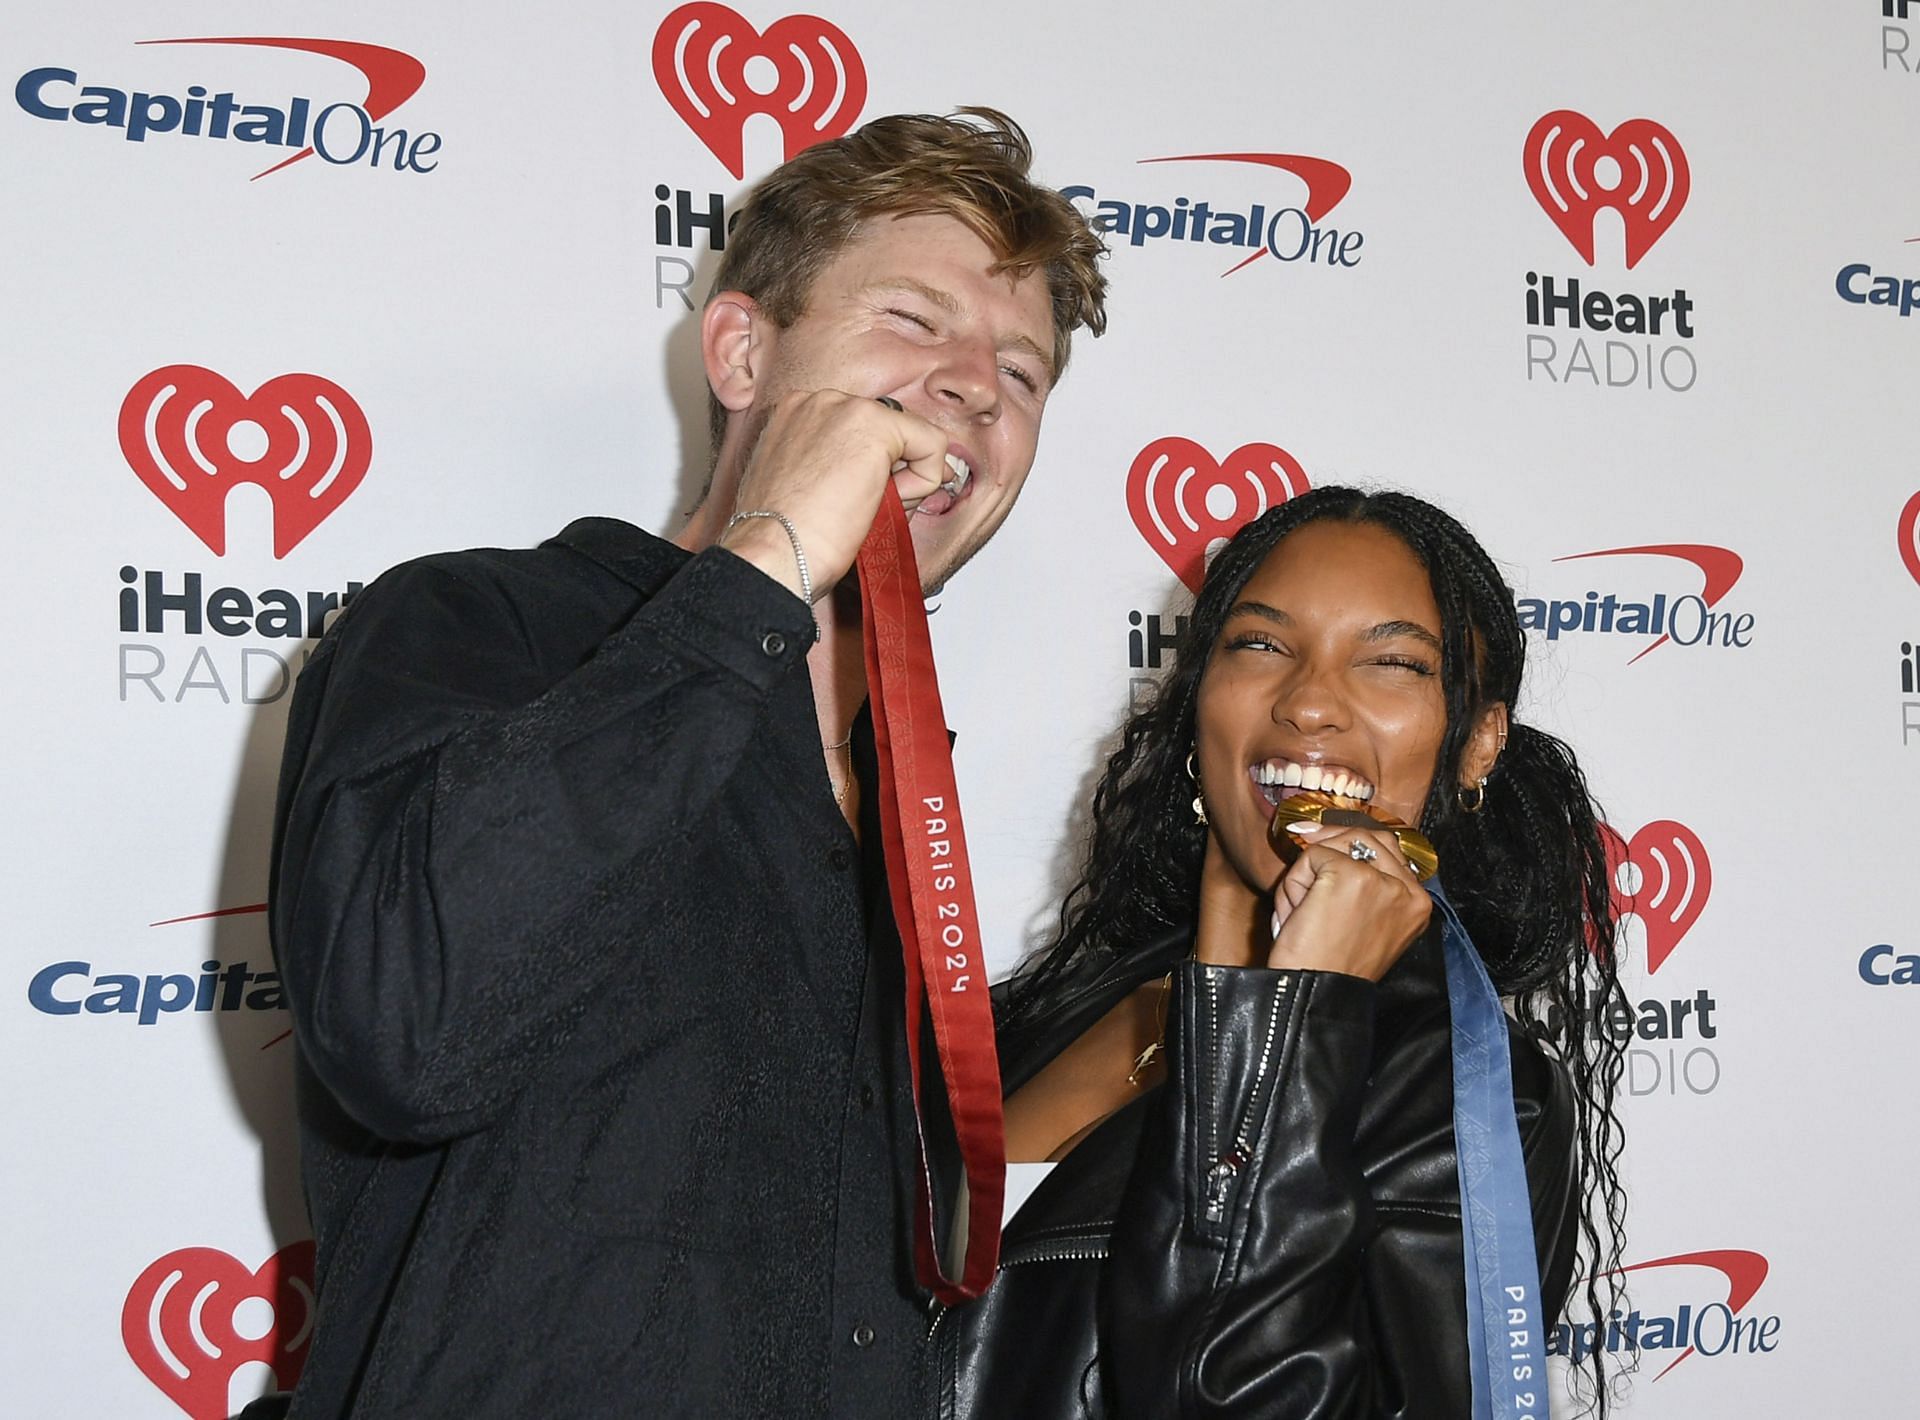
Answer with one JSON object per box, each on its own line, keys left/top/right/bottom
{"left": 905, "top": 519, "right": 962, "bottom": 597}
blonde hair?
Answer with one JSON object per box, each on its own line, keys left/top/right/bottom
{"left": 705, "top": 107, "right": 1108, "bottom": 453}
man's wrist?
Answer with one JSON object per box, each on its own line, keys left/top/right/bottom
{"left": 717, "top": 514, "right": 810, "bottom": 605}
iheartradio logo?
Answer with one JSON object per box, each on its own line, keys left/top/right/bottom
{"left": 123, "top": 1242, "right": 314, "bottom": 1419}
{"left": 1603, "top": 819, "right": 1711, "bottom": 974}
{"left": 119, "top": 365, "right": 371, "bottom": 558}
{"left": 1126, "top": 437, "right": 1310, "bottom": 592}
{"left": 652, "top": 3, "right": 866, "bottom": 179}
{"left": 1525, "top": 110, "right": 1689, "bottom": 269}
{"left": 1899, "top": 489, "right": 1920, "bottom": 587}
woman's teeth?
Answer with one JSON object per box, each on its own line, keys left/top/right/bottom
{"left": 1252, "top": 761, "right": 1375, "bottom": 801}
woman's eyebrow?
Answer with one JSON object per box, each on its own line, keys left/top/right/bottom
{"left": 1227, "top": 600, "right": 1290, "bottom": 626}
{"left": 1229, "top": 602, "right": 1443, "bottom": 653}
{"left": 1363, "top": 619, "right": 1443, "bottom": 652}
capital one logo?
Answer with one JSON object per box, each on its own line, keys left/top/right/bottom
{"left": 1554, "top": 1249, "right": 1777, "bottom": 1379}
{"left": 120, "top": 366, "right": 371, "bottom": 557}
{"left": 652, "top": 3, "right": 866, "bottom": 178}
{"left": 15, "top": 38, "right": 432, "bottom": 181}
{"left": 1900, "top": 489, "right": 1920, "bottom": 586}
{"left": 1525, "top": 110, "right": 1689, "bottom": 269}
{"left": 123, "top": 1242, "right": 315, "bottom": 1418}
{"left": 1126, "top": 437, "right": 1310, "bottom": 591}
{"left": 1064, "top": 152, "right": 1358, "bottom": 279}
{"left": 1602, "top": 819, "right": 1711, "bottom": 973}
{"left": 1520, "top": 543, "right": 1749, "bottom": 663}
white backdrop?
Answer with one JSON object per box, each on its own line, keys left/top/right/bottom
{"left": 5, "top": 2, "right": 1917, "bottom": 1415}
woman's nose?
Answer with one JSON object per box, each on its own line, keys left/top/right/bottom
{"left": 1271, "top": 664, "right": 1347, "bottom": 733}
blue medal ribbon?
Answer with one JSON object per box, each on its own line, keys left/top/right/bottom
{"left": 1430, "top": 881, "right": 1550, "bottom": 1420}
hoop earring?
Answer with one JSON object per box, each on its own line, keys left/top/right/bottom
{"left": 1186, "top": 751, "right": 1207, "bottom": 825}
{"left": 1457, "top": 777, "right": 1487, "bottom": 814}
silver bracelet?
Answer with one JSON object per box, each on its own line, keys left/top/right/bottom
{"left": 723, "top": 509, "right": 815, "bottom": 622}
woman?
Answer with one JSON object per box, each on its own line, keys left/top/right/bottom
{"left": 937, "top": 487, "right": 1628, "bottom": 1417}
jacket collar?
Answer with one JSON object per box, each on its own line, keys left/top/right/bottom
{"left": 546, "top": 516, "right": 689, "bottom": 597}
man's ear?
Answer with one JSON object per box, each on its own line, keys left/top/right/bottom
{"left": 1463, "top": 702, "right": 1509, "bottom": 788}
{"left": 701, "top": 291, "right": 765, "bottom": 417}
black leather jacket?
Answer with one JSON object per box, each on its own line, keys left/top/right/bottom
{"left": 933, "top": 924, "right": 1578, "bottom": 1418}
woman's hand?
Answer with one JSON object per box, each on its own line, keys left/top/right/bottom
{"left": 1266, "top": 822, "right": 1432, "bottom": 980}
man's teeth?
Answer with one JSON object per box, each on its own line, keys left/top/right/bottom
{"left": 942, "top": 453, "right": 971, "bottom": 496}
{"left": 1252, "top": 761, "right": 1374, "bottom": 800}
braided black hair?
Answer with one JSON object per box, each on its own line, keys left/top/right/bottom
{"left": 1001, "top": 485, "right": 1630, "bottom": 1413}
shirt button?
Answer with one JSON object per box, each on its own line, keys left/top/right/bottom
{"left": 760, "top": 630, "right": 787, "bottom": 657}
{"left": 828, "top": 846, "right": 851, "bottom": 872}
{"left": 859, "top": 1083, "right": 877, "bottom": 1111}
{"left": 851, "top": 1323, "right": 875, "bottom": 1348}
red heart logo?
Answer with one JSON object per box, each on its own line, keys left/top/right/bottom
{"left": 652, "top": 3, "right": 867, "bottom": 179}
{"left": 1524, "top": 110, "right": 1689, "bottom": 270}
{"left": 1601, "top": 820, "right": 1711, "bottom": 974}
{"left": 122, "top": 1242, "right": 316, "bottom": 1420}
{"left": 119, "top": 366, "right": 371, "bottom": 558}
{"left": 1126, "top": 437, "right": 1309, "bottom": 592}
{"left": 1899, "top": 490, "right": 1920, "bottom": 588}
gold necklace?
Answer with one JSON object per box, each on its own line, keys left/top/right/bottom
{"left": 1127, "top": 972, "right": 1174, "bottom": 1086}
{"left": 824, "top": 735, "right": 853, "bottom": 809}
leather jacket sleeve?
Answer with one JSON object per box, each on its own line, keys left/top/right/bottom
{"left": 1102, "top": 959, "right": 1576, "bottom": 1418}
{"left": 269, "top": 543, "right": 814, "bottom": 1145}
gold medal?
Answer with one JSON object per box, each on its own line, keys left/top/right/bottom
{"left": 1267, "top": 790, "right": 1439, "bottom": 882}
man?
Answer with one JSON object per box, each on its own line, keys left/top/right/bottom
{"left": 265, "top": 109, "right": 1106, "bottom": 1418}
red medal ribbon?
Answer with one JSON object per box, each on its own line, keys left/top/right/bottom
{"left": 855, "top": 489, "right": 1005, "bottom": 1303}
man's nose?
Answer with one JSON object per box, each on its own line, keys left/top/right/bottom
{"left": 925, "top": 337, "right": 1000, "bottom": 422}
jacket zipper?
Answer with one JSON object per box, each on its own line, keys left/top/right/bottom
{"left": 1202, "top": 973, "right": 1288, "bottom": 1226}
{"left": 925, "top": 1236, "right": 1113, "bottom": 1337}
{"left": 1000, "top": 1239, "right": 1112, "bottom": 1267}
{"left": 929, "top": 972, "right": 1297, "bottom": 1352}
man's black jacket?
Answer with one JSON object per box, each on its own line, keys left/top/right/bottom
{"left": 268, "top": 517, "right": 928, "bottom": 1416}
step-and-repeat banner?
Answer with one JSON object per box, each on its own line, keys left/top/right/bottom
{"left": 5, "top": 3, "right": 1916, "bottom": 1415}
